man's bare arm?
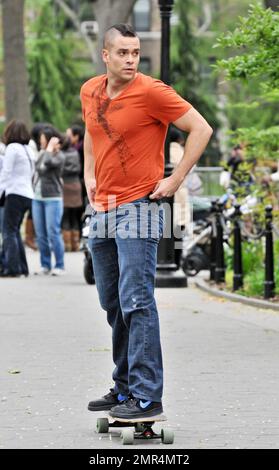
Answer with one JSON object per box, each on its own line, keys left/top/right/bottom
{"left": 84, "top": 128, "right": 96, "bottom": 206}
{"left": 172, "top": 108, "right": 213, "bottom": 184}
{"left": 149, "top": 108, "right": 213, "bottom": 200}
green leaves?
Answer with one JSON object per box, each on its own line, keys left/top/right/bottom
{"left": 232, "top": 126, "right": 279, "bottom": 160}
{"left": 214, "top": 3, "right": 279, "bottom": 89}
{"left": 214, "top": 2, "right": 279, "bottom": 165}
{"left": 171, "top": 0, "right": 220, "bottom": 163}
{"left": 27, "top": 1, "right": 81, "bottom": 130}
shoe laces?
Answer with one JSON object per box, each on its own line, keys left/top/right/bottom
{"left": 125, "top": 396, "right": 139, "bottom": 408}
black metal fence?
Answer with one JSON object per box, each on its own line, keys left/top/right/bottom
{"left": 209, "top": 201, "right": 277, "bottom": 300}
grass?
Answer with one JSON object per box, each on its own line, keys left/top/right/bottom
{"left": 223, "top": 239, "right": 279, "bottom": 299}
{"left": 225, "top": 268, "right": 279, "bottom": 298}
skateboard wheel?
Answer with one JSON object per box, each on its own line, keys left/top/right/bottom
{"left": 96, "top": 418, "right": 109, "bottom": 433}
{"left": 121, "top": 429, "right": 134, "bottom": 445}
{"left": 161, "top": 428, "right": 174, "bottom": 444}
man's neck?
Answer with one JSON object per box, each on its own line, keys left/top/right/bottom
{"left": 106, "top": 74, "right": 137, "bottom": 99}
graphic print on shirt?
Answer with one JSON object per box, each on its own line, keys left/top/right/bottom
{"left": 95, "top": 84, "right": 134, "bottom": 176}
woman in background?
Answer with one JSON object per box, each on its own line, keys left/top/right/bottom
{"left": 24, "top": 122, "right": 50, "bottom": 251}
{"left": 0, "top": 141, "right": 6, "bottom": 270}
{"left": 32, "top": 126, "right": 65, "bottom": 275}
{"left": 0, "top": 120, "right": 35, "bottom": 277}
{"left": 61, "top": 137, "right": 83, "bottom": 251}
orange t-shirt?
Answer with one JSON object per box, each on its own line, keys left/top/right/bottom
{"left": 80, "top": 72, "right": 192, "bottom": 211}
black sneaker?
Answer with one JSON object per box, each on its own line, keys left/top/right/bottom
{"left": 109, "top": 396, "right": 163, "bottom": 419}
{"left": 88, "top": 389, "right": 128, "bottom": 411}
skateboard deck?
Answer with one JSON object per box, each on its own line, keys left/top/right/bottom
{"left": 107, "top": 412, "right": 167, "bottom": 423}
{"left": 96, "top": 413, "right": 174, "bottom": 445}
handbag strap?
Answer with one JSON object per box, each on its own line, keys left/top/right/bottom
{"left": 23, "top": 145, "right": 34, "bottom": 172}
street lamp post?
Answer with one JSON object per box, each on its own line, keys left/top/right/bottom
{"left": 155, "top": 0, "right": 187, "bottom": 287}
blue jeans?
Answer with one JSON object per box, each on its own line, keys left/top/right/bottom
{"left": 32, "top": 199, "right": 64, "bottom": 270}
{"left": 88, "top": 196, "right": 164, "bottom": 402}
{"left": 2, "top": 194, "right": 31, "bottom": 275}
{"left": 0, "top": 206, "right": 4, "bottom": 235}
{"left": 0, "top": 206, "right": 4, "bottom": 269}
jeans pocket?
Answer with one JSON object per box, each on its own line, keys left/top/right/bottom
{"left": 89, "top": 210, "right": 108, "bottom": 239}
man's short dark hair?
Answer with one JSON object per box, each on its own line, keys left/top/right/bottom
{"left": 103, "top": 24, "right": 137, "bottom": 48}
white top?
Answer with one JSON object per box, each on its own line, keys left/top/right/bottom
{"left": 0, "top": 142, "right": 5, "bottom": 156}
{"left": 271, "top": 163, "right": 279, "bottom": 182}
{"left": 0, "top": 143, "right": 35, "bottom": 199}
{"left": 170, "top": 141, "right": 190, "bottom": 227}
{"left": 28, "top": 139, "right": 39, "bottom": 161}
{"left": 271, "top": 172, "right": 279, "bottom": 182}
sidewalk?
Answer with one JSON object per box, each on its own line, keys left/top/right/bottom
{"left": 1, "top": 249, "right": 279, "bottom": 449}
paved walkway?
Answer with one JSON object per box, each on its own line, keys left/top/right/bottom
{"left": 1, "top": 250, "right": 279, "bottom": 449}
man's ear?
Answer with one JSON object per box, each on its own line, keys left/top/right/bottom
{"left": 102, "top": 49, "right": 109, "bottom": 65}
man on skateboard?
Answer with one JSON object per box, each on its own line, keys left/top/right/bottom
{"left": 80, "top": 24, "right": 212, "bottom": 420}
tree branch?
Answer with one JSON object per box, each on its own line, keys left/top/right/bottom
{"left": 196, "top": 2, "right": 212, "bottom": 36}
{"left": 53, "top": 0, "right": 97, "bottom": 64}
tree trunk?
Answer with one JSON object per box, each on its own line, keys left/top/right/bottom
{"left": 264, "top": 0, "right": 279, "bottom": 10}
{"left": 93, "top": 0, "right": 137, "bottom": 74}
{"left": 1, "top": 0, "right": 31, "bottom": 126}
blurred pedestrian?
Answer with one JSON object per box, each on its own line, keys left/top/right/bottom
{"left": 24, "top": 123, "right": 49, "bottom": 251}
{"left": 219, "top": 145, "right": 243, "bottom": 189}
{"left": 66, "top": 125, "right": 86, "bottom": 207}
{"left": 66, "top": 125, "right": 84, "bottom": 171}
{"left": 169, "top": 126, "right": 190, "bottom": 267}
{"left": 186, "top": 166, "right": 203, "bottom": 196}
{"left": 0, "top": 120, "right": 35, "bottom": 277}
{"left": 0, "top": 140, "right": 6, "bottom": 272}
{"left": 220, "top": 144, "right": 255, "bottom": 196}
{"left": 32, "top": 126, "right": 65, "bottom": 275}
{"left": 61, "top": 136, "right": 83, "bottom": 251}
{"left": 262, "top": 161, "right": 279, "bottom": 185}
{"left": 228, "top": 144, "right": 243, "bottom": 174}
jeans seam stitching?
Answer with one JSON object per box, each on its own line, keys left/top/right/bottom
{"left": 141, "top": 238, "right": 151, "bottom": 383}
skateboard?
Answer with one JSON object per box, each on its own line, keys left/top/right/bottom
{"left": 96, "top": 413, "right": 174, "bottom": 445}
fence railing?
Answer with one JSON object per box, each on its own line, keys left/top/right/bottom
{"left": 194, "top": 167, "right": 223, "bottom": 198}
{"left": 209, "top": 201, "right": 277, "bottom": 300}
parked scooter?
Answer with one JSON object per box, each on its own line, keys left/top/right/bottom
{"left": 180, "top": 197, "right": 212, "bottom": 276}
{"left": 181, "top": 192, "right": 261, "bottom": 277}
